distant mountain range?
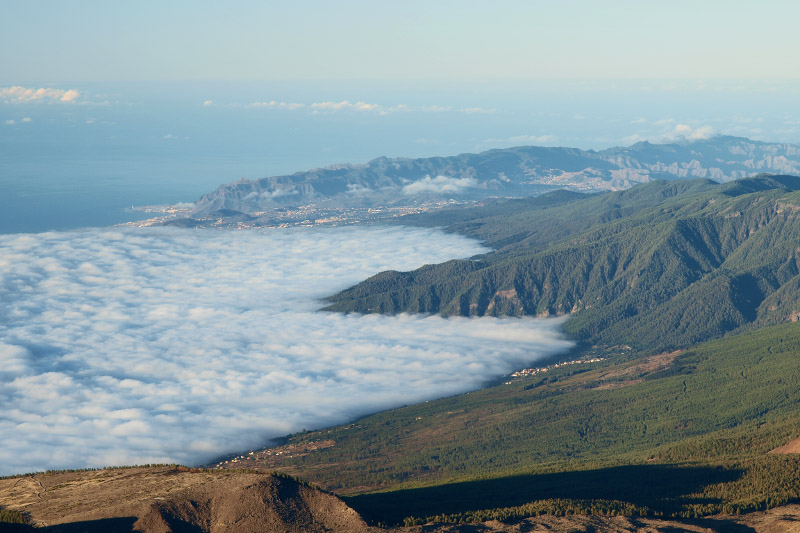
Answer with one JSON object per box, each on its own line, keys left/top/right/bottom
{"left": 190, "top": 136, "right": 800, "bottom": 218}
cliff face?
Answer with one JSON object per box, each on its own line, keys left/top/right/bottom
{"left": 191, "top": 136, "right": 800, "bottom": 217}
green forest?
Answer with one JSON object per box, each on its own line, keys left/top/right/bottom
{"left": 266, "top": 322, "right": 800, "bottom": 525}
{"left": 253, "top": 176, "right": 800, "bottom": 525}
{"left": 326, "top": 175, "right": 800, "bottom": 351}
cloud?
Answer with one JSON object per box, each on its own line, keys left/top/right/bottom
{"left": 402, "top": 175, "right": 479, "bottom": 195}
{"left": 309, "top": 100, "right": 407, "bottom": 115}
{"left": 621, "top": 133, "right": 644, "bottom": 144}
{"left": 246, "top": 100, "right": 409, "bottom": 115}
{"left": 244, "top": 189, "right": 300, "bottom": 200}
{"left": 248, "top": 100, "right": 306, "bottom": 110}
{"left": 621, "top": 123, "right": 715, "bottom": 145}
{"left": 3, "top": 117, "right": 32, "bottom": 125}
{"left": 0, "top": 86, "right": 80, "bottom": 104}
{"left": 267, "top": 189, "right": 298, "bottom": 198}
{"left": 203, "top": 100, "right": 214, "bottom": 106}
{"left": 60, "top": 89, "right": 80, "bottom": 102}
{"left": 421, "top": 105, "right": 453, "bottom": 112}
{"left": 0, "top": 226, "right": 572, "bottom": 475}
{"left": 346, "top": 183, "right": 371, "bottom": 194}
{"left": 479, "top": 134, "right": 556, "bottom": 146}
{"left": 662, "top": 124, "right": 714, "bottom": 141}
{"left": 241, "top": 100, "right": 480, "bottom": 115}
{"left": 461, "top": 106, "right": 496, "bottom": 114}
{"left": 0, "top": 343, "right": 30, "bottom": 379}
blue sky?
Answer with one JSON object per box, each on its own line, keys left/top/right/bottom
{"left": 3, "top": 0, "right": 800, "bottom": 82}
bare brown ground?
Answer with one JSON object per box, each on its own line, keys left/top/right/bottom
{"left": 601, "top": 350, "right": 684, "bottom": 380}
{"left": 0, "top": 466, "right": 371, "bottom": 532}
{"left": 588, "top": 350, "right": 683, "bottom": 391}
{"left": 769, "top": 435, "right": 800, "bottom": 454}
{"left": 592, "top": 379, "right": 644, "bottom": 390}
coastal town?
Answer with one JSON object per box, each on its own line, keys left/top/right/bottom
{"left": 121, "top": 198, "right": 474, "bottom": 230}
{"left": 504, "top": 356, "right": 605, "bottom": 384}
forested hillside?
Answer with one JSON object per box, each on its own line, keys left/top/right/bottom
{"left": 326, "top": 175, "right": 800, "bottom": 351}
{"left": 250, "top": 322, "right": 800, "bottom": 525}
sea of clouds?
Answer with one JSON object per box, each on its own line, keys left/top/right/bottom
{"left": 0, "top": 225, "right": 572, "bottom": 475}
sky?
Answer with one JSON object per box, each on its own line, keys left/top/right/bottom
{"left": 0, "top": 226, "right": 572, "bottom": 474}
{"left": 2, "top": 1, "right": 800, "bottom": 82}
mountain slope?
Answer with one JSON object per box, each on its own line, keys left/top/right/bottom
{"left": 191, "top": 136, "right": 800, "bottom": 217}
{"left": 325, "top": 175, "right": 800, "bottom": 351}
{"left": 0, "top": 467, "right": 371, "bottom": 533}
{"left": 227, "top": 322, "right": 800, "bottom": 524}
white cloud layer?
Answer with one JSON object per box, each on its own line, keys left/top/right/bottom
{"left": 623, "top": 123, "right": 715, "bottom": 145}
{"left": 669, "top": 123, "right": 714, "bottom": 140}
{"left": 0, "top": 86, "right": 80, "bottom": 103}
{"left": 403, "top": 175, "right": 479, "bottom": 195}
{"left": 248, "top": 100, "right": 306, "bottom": 110}
{"left": 311, "top": 100, "right": 381, "bottom": 112}
{"left": 0, "top": 226, "right": 571, "bottom": 475}
{"left": 461, "top": 106, "right": 496, "bottom": 114}
{"left": 242, "top": 100, "right": 488, "bottom": 116}
{"left": 2, "top": 117, "right": 32, "bottom": 126}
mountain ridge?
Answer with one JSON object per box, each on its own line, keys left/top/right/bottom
{"left": 325, "top": 175, "right": 800, "bottom": 351}
{"left": 190, "top": 136, "right": 800, "bottom": 219}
